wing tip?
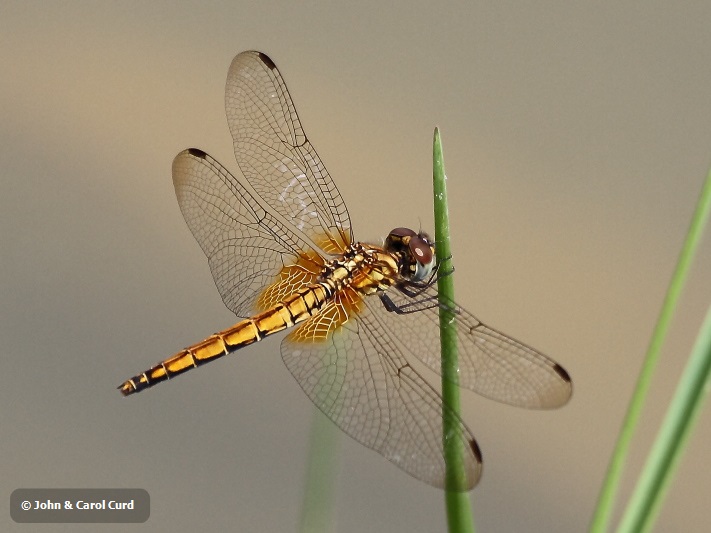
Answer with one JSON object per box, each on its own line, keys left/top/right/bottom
{"left": 553, "top": 362, "right": 572, "bottom": 383}
{"left": 443, "top": 438, "right": 482, "bottom": 492}
{"left": 545, "top": 362, "right": 573, "bottom": 408}
{"left": 470, "top": 438, "right": 483, "bottom": 464}
{"left": 256, "top": 52, "right": 277, "bottom": 70}
{"left": 187, "top": 148, "right": 207, "bottom": 159}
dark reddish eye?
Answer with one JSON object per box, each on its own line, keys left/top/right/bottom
{"left": 389, "top": 227, "right": 418, "bottom": 239}
{"left": 409, "top": 237, "right": 433, "bottom": 264}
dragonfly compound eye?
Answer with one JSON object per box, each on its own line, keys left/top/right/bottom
{"left": 409, "top": 236, "right": 435, "bottom": 281}
{"left": 384, "top": 227, "right": 418, "bottom": 254}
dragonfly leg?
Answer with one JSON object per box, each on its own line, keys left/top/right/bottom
{"left": 379, "top": 292, "right": 457, "bottom": 315}
{"left": 433, "top": 260, "right": 455, "bottom": 281}
{"left": 380, "top": 293, "right": 428, "bottom": 314}
{"left": 397, "top": 263, "right": 454, "bottom": 299}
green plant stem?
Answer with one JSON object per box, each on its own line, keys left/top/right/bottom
{"left": 590, "top": 169, "right": 711, "bottom": 532}
{"left": 433, "top": 128, "right": 475, "bottom": 533}
{"left": 618, "top": 304, "right": 711, "bottom": 533}
{"left": 299, "top": 410, "right": 340, "bottom": 533}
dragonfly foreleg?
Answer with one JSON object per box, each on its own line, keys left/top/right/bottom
{"left": 397, "top": 262, "right": 455, "bottom": 299}
{"left": 380, "top": 293, "right": 434, "bottom": 314}
{"left": 379, "top": 291, "right": 458, "bottom": 316}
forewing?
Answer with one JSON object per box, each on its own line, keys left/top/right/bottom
{"left": 225, "top": 51, "right": 352, "bottom": 254}
{"left": 281, "top": 291, "right": 481, "bottom": 490}
{"left": 376, "top": 285, "right": 572, "bottom": 409}
{"left": 172, "top": 148, "right": 323, "bottom": 317}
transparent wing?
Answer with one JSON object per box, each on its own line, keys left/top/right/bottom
{"left": 172, "top": 148, "right": 323, "bottom": 317}
{"left": 225, "top": 51, "right": 352, "bottom": 255}
{"left": 282, "top": 297, "right": 482, "bottom": 490}
{"left": 375, "top": 284, "right": 572, "bottom": 409}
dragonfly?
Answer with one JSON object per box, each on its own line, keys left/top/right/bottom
{"left": 118, "top": 50, "right": 572, "bottom": 491}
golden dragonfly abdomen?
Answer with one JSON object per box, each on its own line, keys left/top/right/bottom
{"left": 119, "top": 282, "right": 333, "bottom": 396}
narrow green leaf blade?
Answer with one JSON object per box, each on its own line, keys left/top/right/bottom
{"left": 433, "top": 128, "right": 475, "bottom": 533}
{"left": 590, "top": 168, "right": 711, "bottom": 531}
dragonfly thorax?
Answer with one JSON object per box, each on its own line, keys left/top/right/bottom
{"left": 319, "top": 242, "right": 402, "bottom": 296}
{"left": 384, "top": 227, "right": 436, "bottom": 282}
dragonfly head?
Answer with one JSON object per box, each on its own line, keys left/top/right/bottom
{"left": 384, "top": 227, "right": 436, "bottom": 282}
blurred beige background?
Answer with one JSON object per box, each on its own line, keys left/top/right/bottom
{"left": 2, "top": 2, "right": 710, "bottom": 532}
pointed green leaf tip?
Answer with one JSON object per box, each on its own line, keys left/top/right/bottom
{"left": 433, "top": 128, "right": 475, "bottom": 532}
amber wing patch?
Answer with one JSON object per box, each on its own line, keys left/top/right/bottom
{"left": 256, "top": 251, "right": 323, "bottom": 311}
{"left": 287, "top": 286, "right": 364, "bottom": 343}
